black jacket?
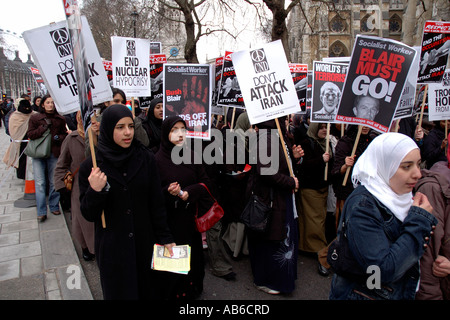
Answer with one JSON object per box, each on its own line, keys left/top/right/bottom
{"left": 79, "top": 145, "right": 174, "bottom": 300}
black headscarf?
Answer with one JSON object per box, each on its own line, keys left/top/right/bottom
{"left": 159, "top": 115, "right": 186, "bottom": 154}
{"left": 97, "top": 104, "right": 137, "bottom": 167}
{"left": 146, "top": 98, "right": 163, "bottom": 144}
{"left": 17, "top": 99, "right": 32, "bottom": 114}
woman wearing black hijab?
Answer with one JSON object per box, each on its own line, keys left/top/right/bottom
{"left": 247, "top": 117, "right": 303, "bottom": 295}
{"left": 142, "top": 98, "right": 163, "bottom": 152}
{"left": 78, "top": 104, "right": 175, "bottom": 300}
{"left": 155, "top": 116, "right": 211, "bottom": 300}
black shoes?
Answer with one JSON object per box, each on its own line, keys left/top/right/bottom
{"left": 82, "top": 247, "right": 95, "bottom": 261}
{"left": 318, "top": 263, "right": 330, "bottom": 277}
{"left": 220, "top": 272, "right": 236, "bottom": 281}
{"left": 37, "top": 215, "right": 47, "bottom": 223}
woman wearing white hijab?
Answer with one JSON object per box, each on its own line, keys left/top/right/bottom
{"left": 329, "top": 132, "right": 438, "bottom": 300}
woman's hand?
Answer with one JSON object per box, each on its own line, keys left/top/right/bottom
{"left": 412, "top": 192, "right": 433, "bottom": 214}
{"left": 88, "top": 167, "right": 107, "bottom": 192}
{"left": 292, "top": 144, "right": 304, "bottom": 159}
{"left": 323, "top": 152, "right": 330, "bottom": 163}
{"left": 164, "top": 242, "right": 177, "bottom": 257}
{"left": 168, "top": 182, "right": 181, "bottom": 196}
{"left": 433, "top": 255, "right": 450, "bottom": 277}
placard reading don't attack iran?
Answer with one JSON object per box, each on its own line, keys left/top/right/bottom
{"left": 112, "top": 36, "right": 150, "bottom": 97}
{"left": 23, "top": 16, "right": 112, "bottom": 115}
{"left": 231, "top": 40, "right": 299, "bottom": 125}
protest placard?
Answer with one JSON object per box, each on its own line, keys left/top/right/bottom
{"left": 217, "top": 51, "right": 245, "bottom": 108}
{"left": 336, "top": 35, "right": 417, "bottom": 133}
{"left": 394, "top": 46, "right": 420, "bottom": 120}
{"left": 311, "top": 61, "right": 347, "bottom": 123}
{"left": 417, "top": 21, "right": 450, "bottom": 83}
{"left": 163, "top": 63, "right": 212, "bottom": 139}
{"left": 150, "top": 53, "right": 166, "bottom": 99}
{"left": 211, "top": 56, "right": 225, "bottom": 115}
{"left": 112, "top": 36, "right": 151, "bottom": 97}
{"left": 428, "top": 69, "right": 450, "bottom": 121}
{"left": 231, "top": 40, "right": 300, "bottom": 125}
{"left": 30, "top": 67, "right": 47, "bottom": 95}
{"left": 23, "top": 16, "right": 112, "bottom": 115}
{"left": 289, "top": 63, "right": 308, "bottom": 114}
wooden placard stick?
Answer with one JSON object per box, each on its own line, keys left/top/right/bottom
{"left": 394, "top": 119, "right": 400, "bottom": 132}
{"left": 324, "top": 123, "right": 330, "bottom": 181}
{"left": 88, "top": 115, "right": 106, "bottom": 229}
{"left": 418, "top": 84, "right": 428, "bottom": 129}
{"left": 230, "top": 107, "right": 236, "bottom": 131}
{"left": 131, "top": 98, "right": 135, "bottom": 118}
{"left": 342, "top": 125, "right": 362, "bottom": 186}
{"left": 274, "top": 118, "right": 297, "bottom": 193}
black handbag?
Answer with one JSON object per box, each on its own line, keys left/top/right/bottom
{"left": 327, "top": 221, "right": 366, "bottom": 282}
{"left": 240, "top": 170, "right": 272, "bottom": 233}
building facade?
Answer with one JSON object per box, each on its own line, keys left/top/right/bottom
{"left": 0, "top": 47, "right": 40, "bottom": 101}
{"left": 286, "top": 0, "right": 449, "bottom": 68}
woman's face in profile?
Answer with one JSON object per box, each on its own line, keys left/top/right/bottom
{"left": 389, "top": 149, "right": 422, "bottom": 195}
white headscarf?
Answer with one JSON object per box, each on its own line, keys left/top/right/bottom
{"left": 351, "top": 132, "right": 419, "bottom": 222}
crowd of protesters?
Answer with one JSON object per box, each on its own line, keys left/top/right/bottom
{"left": 1, "top": 90, "right": 449, "bottom": 300}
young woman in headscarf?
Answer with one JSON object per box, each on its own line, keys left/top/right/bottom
{"left": 247, "top": 116, "right": 304, "bottom": 295}
{"left": 54, "top": 111, "right": 95, "bottom": 261}
{"left": 142, "top": 98, "right": 163, "bottom": 152}
{"left": 297, "top": 122, "right": 333, "bottom": 255}
{"left": 27, "top": 94, "right": 67, "bottom": 222}
{"left": 3, "top": 98, "right": 35, "bottom": 179}
{"left": 329, "top": 132, "right": 437, "bottom": 300}
{"left": 154, "top": 115, "right": 212, "bottom": 300}
{"left": 78, "top": 104, "right": 175, "bottom": 300}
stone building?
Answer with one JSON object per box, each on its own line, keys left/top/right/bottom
{"left": 286, "top": 0, "right": 449, "bottom": 68}
{"left": 0, "top": 47, "right": 40, "bottom": 101}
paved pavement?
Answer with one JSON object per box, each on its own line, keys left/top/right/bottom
{"left": 0, "top": 128, "right": 92, "bottom": 300}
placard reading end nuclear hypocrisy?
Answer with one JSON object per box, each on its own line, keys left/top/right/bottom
{"left": 231, "top": 40, "right": 299, "bottom": 125}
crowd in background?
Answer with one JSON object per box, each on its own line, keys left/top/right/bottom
{"left": 1, "top": 90, "right": 449, "bottom": 300}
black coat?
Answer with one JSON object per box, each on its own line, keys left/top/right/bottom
{"left": 330, "top": 126, "right": 374, "bottom": 200}
{"left": 154, "top": 116, "right": 212, "bottom": 299}
{"left": 79, "top": 145, "right": 174, "bottom": 300}
{"left": 298, "top": 136, "right": 333, "bottom": 190}
{"left": 423, "top": 125, "right": 447, "bottom": 169}
{"left": 248, "top": 119, "right": 298, "bottom": 241}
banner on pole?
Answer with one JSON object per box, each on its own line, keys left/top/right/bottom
{"left": 217, "top": 51, "right": 245, "bottom": 109}
{"left": 231, "top": 40, "right": 300, "bottom": 125}
{"left": 428, "top": 69, "right": 450, "bottom": 121}
{"left": 289, "top": 63, "right": 308, "bottom": 114}
{"left": 112, "top": 36, "right": 151, "bottom": 97}
{"left": 336, "top": 35, "right": 417, "bottom": 133}
{"left": 394, "top": 46, "right": 420, "bottom": 120}
{"left": 163, "top": 63, "right": 212, "bottom": 139}
{"left": 417, "top": 20, "right": 450, "bottom": 84}
{"left": 311, "top": 61, "right": 348, "bottom": 123}
{"left": 23, "top": 16, "right": 112, "bottom": 116}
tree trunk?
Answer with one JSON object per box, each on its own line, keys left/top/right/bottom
{"left": 401, "top": 0, "right": 416, "bottom": 46}
{"left": 176, "top": 0, "right": 199, "bottom": 63}
{"left": 263, "top": 0, "right": 291, "bottom": 62}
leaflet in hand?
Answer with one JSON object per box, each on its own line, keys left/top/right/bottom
{"left": 151, "top": 244, "right": 191, "bottom": 275}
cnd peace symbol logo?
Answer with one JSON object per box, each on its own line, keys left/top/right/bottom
{"left": 250, "top": 48, "right": 269, "bottom": 74}
{"left": 126, "top": 40, "right": 136, "bottom": 56}
{"left": 49, "top": 28, "right": 72, "bottom": 58}
{"left": 250, "top": 49, "right": 265, "bottom": 63}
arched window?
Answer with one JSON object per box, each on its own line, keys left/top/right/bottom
{"left": 330, "top": 15, "right": 346, "bottom": 33}
{"left": 389, "top": 14, "right": 402, "bottom": 33}
{"left": 329, "top": 41, "right": 348, "bottom": 57}
{"left": 361, "top": 14, "right": 376, "bottom": 33}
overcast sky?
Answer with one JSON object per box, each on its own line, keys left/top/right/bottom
{"left": 0, "top": 0, "right": 264, "bottom": 63}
